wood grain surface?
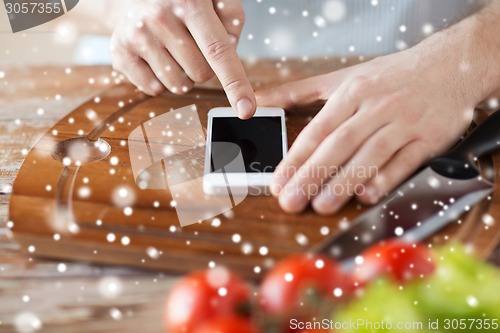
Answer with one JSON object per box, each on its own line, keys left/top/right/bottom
{"left": 1, "top": 61, "right": 500, "bottom": 333}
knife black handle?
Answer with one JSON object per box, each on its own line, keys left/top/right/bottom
{"left": 430, "top": 110, "right": 500, "bottom": 179}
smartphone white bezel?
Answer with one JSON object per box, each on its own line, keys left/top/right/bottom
{"left": 203, "top": 107, "right": 288, "bottom": 196}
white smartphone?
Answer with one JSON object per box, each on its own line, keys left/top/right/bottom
{"left": 203, "top": 107, "right": 288, "bottom": 196}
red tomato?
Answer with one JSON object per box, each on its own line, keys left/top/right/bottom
{"left": 192, "top": 316, "right": 261, "bottom": 333}
{"left": 258, "top": 254, "right": 351, "bottom": 315}
{"left": 352, "top": 239, "right": 435, "bottom": 285}
{"left": 164, "top": 267, "right": 251, "bottom": 333}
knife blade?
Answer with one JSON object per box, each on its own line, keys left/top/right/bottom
{"left": 316, "top": 110, "right": 500, "bottom": 262}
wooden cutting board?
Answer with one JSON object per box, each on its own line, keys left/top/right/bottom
{"left": 9, "top": 83, "right": 500, "bottom": 279}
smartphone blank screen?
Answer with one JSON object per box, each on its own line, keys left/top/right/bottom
{"left": 210, "top": 117, "right": 283, "bottom": 173}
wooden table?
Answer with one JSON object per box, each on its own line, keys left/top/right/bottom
{"left": 1, "top": 62, "right": 500, "bottom": 333}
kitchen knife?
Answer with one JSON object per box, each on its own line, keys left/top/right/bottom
{"left": 316, "top": 110, "right": 500, "bottom": 261}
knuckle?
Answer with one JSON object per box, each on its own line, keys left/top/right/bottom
{"left": 110, "top": 32, "right": 132, "bottom": 55}
{"left": 230, "top": 7, "right": 245, "bottom": 25}
{"left": 283, "top": 92, "right": 296, "bottom": 109}
{"left": 378, "top": 95, "right": 397, "bottom": 109}
{"left": 368, "top": 171, "right": 389, "bottom": 193}
{"left": 369, "top": 106, "right": 386, "bottom": 118}
{"left": 369, "top": 73, "right": 382, "bottom": 84}
{"left": 372, "top": 137, "right": 389, "bottom": 152}
{"left": 311, "top": 118, "right": 333, "bottom": 139}
{"left": 346, "top": 76, "right": 370, "bottom": 99}
{"left": 181, "top": 81, "right": 194, "bottom": 93}
{"left": 370, "top": 92, "right": 403, "bottom": 117}
{"left": 111, "top": 51, "right": 132, "bottom": 74}
{"left": 284, "top": 86, "right": 305, "bottom": 109}
{"left": 371, "top": 98, "right": 394, "bottom": 117}
{"left": 143, "top": 88, "right": 157, "bottom": 96}
{"left": 130, "top": 28, "right": 148, "bottom": 46}
{"left": 237, "top": 12, "right": 246, "bottom": 26}
{"left": 149, "top": 83, "right": 166, "bottom": 96}
{"left": 140, "top": 1, "right": 167, "bottom": 23}
{"left": 205, "top": 39, "right": 232, "bottom": 62}
{"left": 172, "top": 0, "right": 199, "bottom": 14}
{"left": 317, "top": 76, "right": 336, "bottom": 100}
{"left": 335, "top": 126, "right": 354, "bottom": 142}
{"left": 238, "top": 8, "right": 246, "bottom": 21}
{"left": 190, "top": 66, "right": 213, "bottom": 83}
{"left": 111, "top": 59, "right": 123, "bottom": 73}
{"left": 171, "top": 80, "right": 194, "bottom": 95}
{"left": 402, "top": 109, "right": 422, "bottom": 125}
{"left": 148, "top": 7, "right": 165, "bottom": 25}
{"left": 386, "top": 92, "right": 404, "bottom": 108}
{"left": 222, "top": 76, "right": 246, "bottom": 93}
{"left": 147, "top": 89, "right": 161, "bottom": 97}
{"left": 152, "top": 89, "right": 165, "bottom": 96}
{"left": 372, "top": 172, "right": 388, "bottom": 189}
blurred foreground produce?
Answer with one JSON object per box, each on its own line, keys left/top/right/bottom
{"left": 163, "top": 241, "right": 500, "bottom": 333}
{"left": 334, "top": 243, "right": 500, "bottom": 333}
{"left": 164, "top": 267, "right": 252, "bottom": 333}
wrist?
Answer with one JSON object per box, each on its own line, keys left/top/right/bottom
{"left": 409, "top": 4, "right": 500, "bottom": 108}
{"left": 466, "top": 4, "right": 500, "bottom": 101}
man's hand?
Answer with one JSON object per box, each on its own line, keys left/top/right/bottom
{"left": 110, "top": 0, "right": 256, "bottom": 119}
{"left": 257, "top": 13, "right": 500, "bottom": 215}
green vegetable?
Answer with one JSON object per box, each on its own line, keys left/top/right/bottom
{"left": 415, "top": 244, "right": 500, "bottom": 322}
{"left": 334, "top": 278, "right": 423, "bottom": 333}
{"left": 334, "top": 243, "right": 500, "bottom": 333}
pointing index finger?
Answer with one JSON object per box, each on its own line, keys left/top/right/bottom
{"left": 184, "top": 4, "right": 255, "bottom": 119}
